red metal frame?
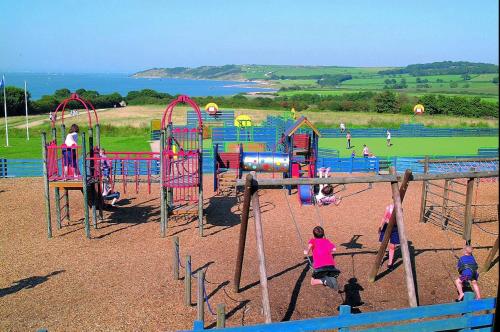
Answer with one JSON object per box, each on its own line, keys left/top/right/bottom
{"left": 51, "top": 93, "right": 99, "bottom": 128}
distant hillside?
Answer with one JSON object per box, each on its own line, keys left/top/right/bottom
{"left": 132, "top": 65, "right": 245, "bottom": 80}
{"left": 378, "top": 61, "right": 498, "bottom": 76}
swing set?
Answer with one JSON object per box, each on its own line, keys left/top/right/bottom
{"left": 42, "top": 94, "right": 205, "bottom": 239}
{"left": 232, "top": 167, "right": 498, "bottom": 324}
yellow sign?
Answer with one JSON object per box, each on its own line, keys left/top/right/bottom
{"left": 291, "top": 107, "right": 297, "bottom": 120}
{"left": 413, "top": 104, "right": 425, "bottom": 115}
{"left": 151, "top": 119, "right": 161, "bottom": 131}
{"left": 234, "top": 114, "right": 252, "bottom": 127}
{"left": 205, "top": 102, "right": 219, "bottom": 115}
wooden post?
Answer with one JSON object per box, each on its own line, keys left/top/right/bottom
{"left": 233, "top": 173, "right": 253, "bottom": 292}
{"left": 81, "top": 132, "right": 91, "bottom": 239}
{"left": 55, "top": 187, "right": 62, "bottom": 229}
{"left": 173, "top": 236, "right": 179, "bottom": 280}
{"left": 216, "top": 304, "right": 226, "bottom": 328}
{"left": 198, "top": 126, "right": 204, "bottom": 237}
{"left": 160, "top": 130, "right": 166, "bottom": 237}
{"left": 390, "top": 167, "right": 418, "bottom": 307}
{"left": 42, "top": 133, "right": 52, "bottom": 238}
{"left": 463, "top": 178, "right": 475, "bottom": 244}
{"left": 369, "top": 169, "right": 412, "bottom": 282}
{"left": 197, "top": 270, "right": 205, "bottom": 325}
{"left": 185, "top": 255, "right": 192, "bottom": 306}
{"left": 442, "top": 179, "right": 450, "bottom": 230}
{"left": 419, "top": 156, "right": 429, "bottom": 223}
{"left": 481, "top": 237, "right": 499, "bottom": 273}
{"left": 252, "top": 178, "right": 272, "bottom": 323}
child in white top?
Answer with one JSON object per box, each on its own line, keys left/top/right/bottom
{"left": 63, "top": 124, "right": 80, "bottom": 177}
{"left": 315, "top": 167, "right": 341, "bottom": 206}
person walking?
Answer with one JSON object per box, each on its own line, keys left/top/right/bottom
{"left": 346, "top": 131, "right": 352, "bottom": 149}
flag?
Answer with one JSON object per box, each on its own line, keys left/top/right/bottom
{"left": 0, "top": 77, "right": 4, "bottom": 89}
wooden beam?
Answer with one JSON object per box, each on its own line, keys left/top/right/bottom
{"left": 233, "top": 173, "right": 253, "bottom": 292}
{"left": 369, "top": 169, "right": 412, "bottom": 282}
{"left": 252, "top": 178, "right": 272, "bottom": 323}
{"left": 389, "top": 167, "right": 418, "bottom": 307}
{"left": 463, "top": 178, "right": 475, "bottom": 244}
{"left": 49, "top": 181, "right": 84, "bottom": 189}
{"left": 197, "top": 270, "right": 205, "bottom": 325}
{"left": 481, "top": 237, "right": 499, "bottom": 273}
{"left": 235, "top": 170, "right": 498, "bottom": 188}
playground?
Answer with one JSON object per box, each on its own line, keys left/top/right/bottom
{"left": 0, "top": 95, "right": 498, "bottom": 331}
{"left": 0, "top": 175, "right": 497, "bottom": 330}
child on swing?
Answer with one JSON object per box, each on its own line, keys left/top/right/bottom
{"left": 315, "top": 167, "right": 341, "bottom": 206}
{"left": 304, "top": 226, "right": 340, "bottom": 289}
{"left": 454, "top": 246, "right": 481, "bottom": 301}
{"left": 99, "top": 148, "right": 120, "bottom": 207}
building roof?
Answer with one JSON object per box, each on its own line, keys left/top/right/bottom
{"left": 284, "top": 116, "right": 321, "bottom": 137}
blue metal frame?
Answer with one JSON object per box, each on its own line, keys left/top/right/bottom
{"left": 187, "top": 293, "right": 495, "bottom": 331}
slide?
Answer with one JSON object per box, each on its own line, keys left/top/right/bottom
{"left": 292, "top": 163, "right": 313, "bottom": 205}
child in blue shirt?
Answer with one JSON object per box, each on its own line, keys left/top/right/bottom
{"left": 454, "top": 246, "right": 481, "bottom": 301}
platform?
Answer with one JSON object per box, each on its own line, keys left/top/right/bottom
{"left": 49, "top": 181, "right": 84, "bottom": 189}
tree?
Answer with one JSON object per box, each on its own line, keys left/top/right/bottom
{"left": 492, "top": 77, "right": 499, "bottom": 84}
{"left": 374, "top": 91, "right": 399, "bottom": 113}
{"left": 0, "top": 86, "right": 31, "bottom": 117}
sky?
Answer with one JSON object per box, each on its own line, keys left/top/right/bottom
{"left": 0, "top": 0, "right": 498, "bottom": 73}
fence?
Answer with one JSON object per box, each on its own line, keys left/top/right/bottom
{"left": 319, "top": 124, "right": 499, "bottom": 138}
{"left": 189, "top": 292, "right": 495, "bottom": 331}
{"left": 187, "top": 110, "right": 235, "bottom": 127}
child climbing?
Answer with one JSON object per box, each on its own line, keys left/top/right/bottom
{"left": 62, "top": 124, "right": 80, "bottom": 177}
{"left": 304, "top": 226, "right": 340, "bottom": 289}
{"left": 378, "top": 203, "right": 399, "bottom": 270}
{"left": 315, "top": 167, "right": 341, "bottom": 206}
{"left": 99, "top": 148, "right": 120, "bottom": 207}
{"left": 454, "top": 246, "right": 481, "bottom": 301}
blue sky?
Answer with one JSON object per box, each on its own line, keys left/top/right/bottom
{"left": 0, "top": 0, "right": 498, "bottom": 73}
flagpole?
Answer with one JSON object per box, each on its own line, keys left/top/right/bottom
{"left": 2, "top": 75, "right": 8, "bottom": 147}
{"left": 25, "top": 80, "right": 29, "bottom": 140}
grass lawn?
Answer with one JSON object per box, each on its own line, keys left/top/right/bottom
{"left": 319, "top": 137, "right": 499, "bottom": 158}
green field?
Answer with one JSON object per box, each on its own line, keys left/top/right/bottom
{"left": 0, "top": 134, "right": 497, "bottom": 160}
{"left": 319, "top": 137, "right": 498, "bottom": 158}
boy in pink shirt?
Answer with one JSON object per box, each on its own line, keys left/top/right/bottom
{"left": 304, "top": 226, "right": 340, "bottom": 289}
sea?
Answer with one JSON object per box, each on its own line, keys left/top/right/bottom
{"left": 2, "top": 72, "right": 275, "bottom": 100}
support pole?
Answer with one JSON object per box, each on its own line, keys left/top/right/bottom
{"left": 389, "top": 167, "right": 418, "bottom": 307}
{"left": 198, "top": 126, "right": 204, "bottom": 237}
{"left": 251, "top": 178, "right": 272, "bottom": 323}
{"left": 160, "top": 130, "right": 166, "bottom": 237}
{"left": 60, "top": 124, "right": 66, "bottom": 143}
{"left": 481, "top": 237, "right": 499, "bottom": 273}
{"left": 42, "top": 133, "right": 52, "bottom": 238}
{"left": 233, "top": 173, "right": 253, "bottom": 292}
{"left": 64, "top": 189, "right": 70, "bottom": 222}
{"left": 442, "top": 179, "right": 450, "bottom": 229}
{"left": 55, "top": 187, "right": 62, "bottom": 229}
{"left": 369, "top": 169, "right": 412, "bottom": 282}
{"left": 185, "top": 255, "right": 192, "bottom": 306}
{"left": 173, "top": 236, "right": 179, "bottom": 280}
{"left": 463, "top": 178, "right": 475, "bottom": 244}
{"left": 95, "top": 124, "right": 103, "bottom": 221}
{"left": 88, "top": 127, "right": 97, "bottom": 229}
{"left": 419, "top": 155, "right": 429, "bottom": 223}
{"left": 51, "top": 127, "right": 57, "bottom": 142}
{"left": 197, "top": 270, "right": 205, "bottom": 325}
{"left": 81, "top": 132, "right": 91, "bottom": 239}
{"left": 216, "top": 304, "right": 226, "bottom": 328}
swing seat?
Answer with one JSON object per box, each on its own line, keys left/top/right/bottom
{"left": 313, "top": 266, "right": 341, "bottom": 289}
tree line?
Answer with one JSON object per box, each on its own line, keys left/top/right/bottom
{"left": 378, "top": 61, "right": 498, "bottom": 76}
{"left": 0, "top": 86, "right": 497, "bottom": 119}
